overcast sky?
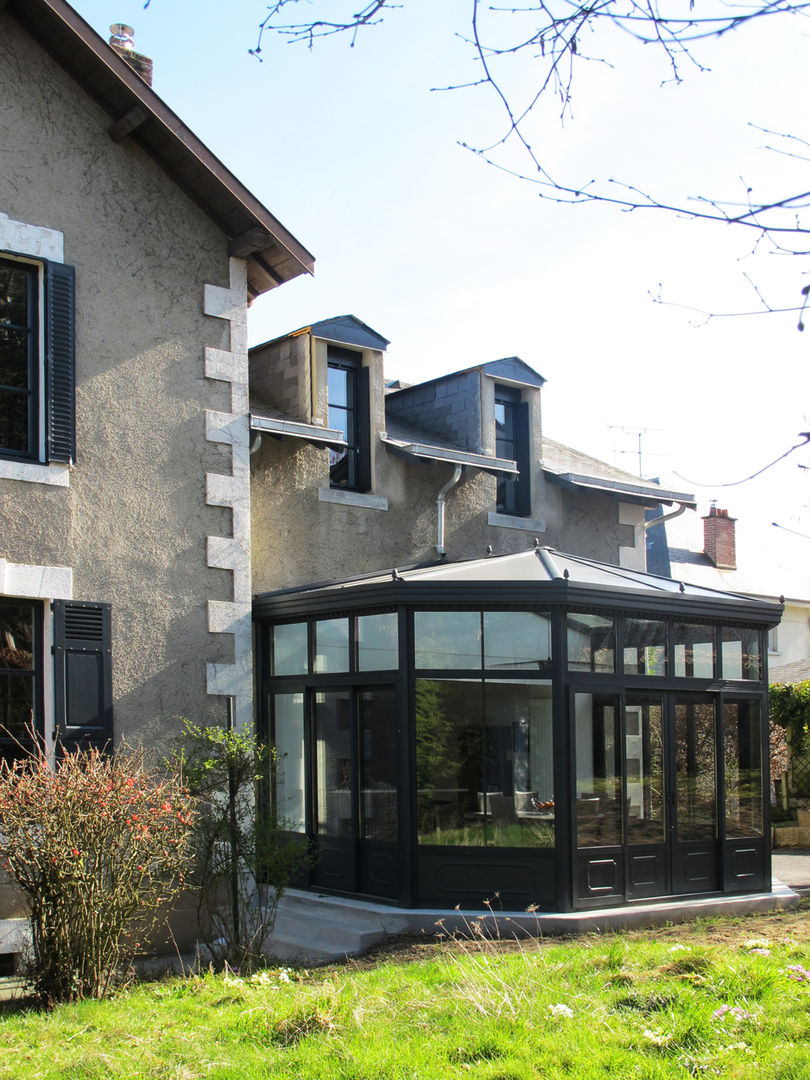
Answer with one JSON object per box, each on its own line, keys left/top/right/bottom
{"left": 72, "top": 0, "right": 810, "bottom": 536}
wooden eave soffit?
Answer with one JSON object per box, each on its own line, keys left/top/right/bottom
{"left": 108, "top": 104, "right": 149, "bottom": 142}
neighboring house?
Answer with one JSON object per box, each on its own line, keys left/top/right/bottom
{"left": 248, "top": 316, "right": 695, "bottom": 591}
{"left": 0, "top": 0, "right": 312, "bottom": 941}
{"left": 646, "top": 505, "right": 810, "bottom": 677}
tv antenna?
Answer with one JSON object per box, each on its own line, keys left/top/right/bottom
{"left": 608, "top": 425, "right": 664, "bottom": 478}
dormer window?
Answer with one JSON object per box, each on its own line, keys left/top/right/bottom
{"left": 495, "top": 384, "right": 530, "bottom": 516}
{"left": 327, "top": 345, "right": 371, "bottom": 492}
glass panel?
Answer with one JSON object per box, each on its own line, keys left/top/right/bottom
{"left": 272, "top": 622, "right": 308, "bottom": 676}
{"left": 674, "top": 623, "right": 715, "bottom": 678}
{"left": 625, "top": 695, "right": 665, "bottom": 844}
{"left": 0, "top": 389, "right": 29, "bottom": 453}
{"left": 0, "top": 673, "right": 34, "bottom": 741}
{"left": 414, "top": 611, "right": 481, "bottom": 669}
{"left": 416, "top": 679, "right": 484, "bottom": 845}
{"left": 721, "top": 627, "right": 761, "bottom": 681}
{"left": 483, "top": 680, "right": 554, "bottom": 847}
{"left": 327, "top": 364, "right": 348, "bottom": 408}
{"left": 574, "top": 693, "right": 622, "bottom": 846}
{"left": 313, "top": 689, "right": 353, "bottom": 838}
{"left": 357, "top": 612, "right": 398, "bottom": 670}
{"left": 674, "top": 698, "right": 716, "bottom": 840}
{"left": 358, "top": 689, "right": 397, "bottom": 842}
{"left": 0, "top": 263, "right": 32, "bottom": 327}
{"left": 314, "top": 618, "right": 349, "bottom": 673}
{"left": 567, "top": 613, "right": 615, "bottom": 673}
{"left": 0, "top": 329, "right": 30, "bottom": 388}
{"left": 0, "top": 604, "right": 34, "bottom": 669}
{"left": 623, "top": 618, "right": 667, "bottom": 677}
{"left": 270, "top": 692, "right": 305, "bottom": 832}
{"left": 724, "top": 700, "right": 763, "bottom": 838}
{"left": 483, "top": 611, "right": 551, "bottom": 671}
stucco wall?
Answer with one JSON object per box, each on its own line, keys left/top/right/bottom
{"left": 250, "top": 335, "right": 638, "bottom": 592}
{"left": 0, "top": 16, "right": 240, "bottom": 743}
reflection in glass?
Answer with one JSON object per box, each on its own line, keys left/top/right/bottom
{"left": 674, "top": 624, "right": 715, "bottom": 678}
{"left": 414, "top": 611, "right": 481, "bottom": 669}
{"left": 724, "top": 700, "right": 763, "bottom": 838}
{"left": 416, "top": 679, "right": 553, "bottom": 847}
{"left": 574, "top": 693, "right": 622, "bottom": 847}
{"left": 357, "top": 613, "right": 398, "bottom": 670}
{"left": 721, "top": 627, "right": 761, "bottom": 681}
{"left": 484, "top": 611, "right": 551, "bottom": 671}
{"left": 314, "top": 618, "right": 350, "bottom": 673}
{"left": 358, "top": 689, "right": 397, "bottom": 842}
{"left": 313, "top": 690, "right": 353, "bottom": 838}
{"left": 623, "top": 619, "right": 667, "bottom": 676}
{"left": 567, "top": 612, "right": 615, "bottom": 673}
{"left": 270, "top": 693, "right": 305, "bottom": 832}
{"left": 674, "top": 698, "right": 716, "bottom": 840}
{"left": 625, "top": 695, "right": 665, "bottom": 844}
{"left": 272, "top": 622, "right": 308, "bottom": 676}
{"left": 0, "top": 603, "right": 36, "bottom": 750}
{"left": 328, "top": 358, "right": 357, "bottom": 488}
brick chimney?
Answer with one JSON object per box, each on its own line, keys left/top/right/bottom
{"left": 109, "top": 24, "right": 153, "bottom": 87}
{"left": 703, "top": 505, "right": 737, "bottom": 569}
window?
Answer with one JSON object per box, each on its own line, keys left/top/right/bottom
{"left": 0, "top": 255, "right": 75, "bottom": 465}
{"left": 0, "top": 600, "right": 41, "bottom": 764}
{"left": 327, "top": 346, "right": 370, "bottom": 491}
{"left": 494, "top": 385, "right": 530, "bottom": 516}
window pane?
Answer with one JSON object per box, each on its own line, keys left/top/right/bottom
{"left": 327, "top": 364, "right": 348, "bottom": 407}
{"left": 625, "top": 695, "right": 665, "bottom": 844}
{"left": 0, "top": 329, "right": 30, "bottom": 388}
{"left": 623, "top": 618, "right": 667, "bottom": 676}
{"left": 574, "top": 693, "right": 622, "bottom": 847}
{"left": 0, "top": 389, "right": 29, "bottom": 453}
{"left": 724, "top": 700, "right": 763, "bottom": 838}
{"left": 414, "top": 611, "right": 481, "bottom": 669}
{"left": 674, "top": 623, "right": 715, "bottom": 678}
{"left": 484, "top": 680, "right": 554, "bottom": 848}
{"left": 567, "top": 613, "right": 615, "bottom": 673}
{"left": 483, "top": 610, "right": 551, "bottom": 671}
{"left": 314, "top": 617, "right": 349, "bottom": 673}
{"left": 313, "top": 689, "right": 353, "bottom": 837}
{"left": 674, "top": 698, "right": 716, "bottom": 840}
{"left": 721, "top": 627, "right": 761, "bottom": 681}
{"left": 0, "top": 604, "right": 34, "bottom": 670}
{"left": 0, "top": 672, "right": 34, "bottom": 741}
{"left": 272, "top": 622, "right": 308, "bottom": 676}
{"left": 359, "top": 689, "right": 397, "bottom": 842}
{"left": 0, "top": 264, "right": 31, "bottom": 327}
{"left": 357, "top": 612, "right": 398, "bottom": 670}
{"left": 270, "top": 692, "right": 305, "bottom": 832}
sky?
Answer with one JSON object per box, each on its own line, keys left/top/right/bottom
{"left": 70, "top": 0, "right": 810, "bottom": 542}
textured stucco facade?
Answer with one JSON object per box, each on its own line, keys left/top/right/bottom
{"left": 250, "top": 330, "right": 643, "bottom": 593}
{"left": 0, "top": 13, "right": 241, "bottom": 744}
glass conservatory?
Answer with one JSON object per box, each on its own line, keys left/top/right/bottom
{"left": 254, "top": 547, "right": 781, "bottom": 912}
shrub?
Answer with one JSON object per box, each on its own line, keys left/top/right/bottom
{"left": 0, "top": 743, "right": 194, "bottom": 1004}
{"left": 174, "top": 721, "right": 307, "bottom": 973}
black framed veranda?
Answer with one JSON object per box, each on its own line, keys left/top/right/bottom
{"left": 254, "top": 547, "right": 782, "bottom": 913}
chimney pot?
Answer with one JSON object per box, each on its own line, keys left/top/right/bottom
{"left": 109, "top": 24, "right": 154, "bottom": 86}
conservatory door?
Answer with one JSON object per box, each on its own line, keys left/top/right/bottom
{"left": 310, "top": 687, "right": 399, "bottom": 899}
{"left": 670, "top": 695, "right": 720, "bottom": 895}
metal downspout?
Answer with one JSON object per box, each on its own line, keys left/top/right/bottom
{"left": 436, "top": 464, "right": 463, "bottom": 555}
{"left": 643, "top": 502, "right": 689, "bottom": 530}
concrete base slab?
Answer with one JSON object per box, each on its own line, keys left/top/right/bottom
{"left": 267, "top": 882, "right": 801, "bottom": 965}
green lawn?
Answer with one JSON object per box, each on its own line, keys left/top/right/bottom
{"left": 1, "top": 904, "right": 810, "bottom": 1079}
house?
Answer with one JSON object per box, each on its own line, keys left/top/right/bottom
{"left": 0, "top": 0, "right": 312, "bottom": 944}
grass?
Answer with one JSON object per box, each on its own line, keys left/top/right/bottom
{"left": 1, "top": 903, "right": 810, "bottom": 1078}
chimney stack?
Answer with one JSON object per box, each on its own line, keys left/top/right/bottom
{"left": 109, "top": 24, "right": 153, "bottom": 86}
{"left": 703, "top": 504, "right": 737, "bottom": 569}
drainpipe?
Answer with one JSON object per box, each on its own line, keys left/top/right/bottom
{"left": 643, "top": 502, "right": 689, "bottom": 530}
{"left": 436, "top": 464, "right": 463, "bottom": 556}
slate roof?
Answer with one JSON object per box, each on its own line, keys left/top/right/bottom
{"left": 770, "top": 658, "right": 810, "bottom": 684}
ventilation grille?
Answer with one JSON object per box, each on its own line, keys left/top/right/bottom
{"left": 64, "top": 605, "right": 105, "bottom": 643}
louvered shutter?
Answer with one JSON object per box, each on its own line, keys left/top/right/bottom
{"left": 515, "top": 400, "right": 532, "bottom": 518}
{"left": 355, "top": 365, "right": 372, "bottom": 493}
{"left": 45, "top": 261, "right": 76, "bottom": 464}
{"left": 53, "top": 600, "right": 113, "bottom": 754}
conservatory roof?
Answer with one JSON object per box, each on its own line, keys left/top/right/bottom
{"left": 254, "top": 546, "right": 784, "bottom": 624}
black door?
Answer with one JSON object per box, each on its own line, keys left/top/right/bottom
{"left": 310, "top": 687, "right": 399, "bottom": 899}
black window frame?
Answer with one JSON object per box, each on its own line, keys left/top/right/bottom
{"left": 327, "top": 346, "right": 371, "bottom": 492}
{"left": 0, "top": 253, "right": 76, "bottom": 466}
{"left": 0, "top": 598, "right": 44, "bottom": 765}
{"left": 0, "top": 257, "right": 39, "bottom": 460}
{"left": 494, "top": 384, "right": 531, "bottom": 517}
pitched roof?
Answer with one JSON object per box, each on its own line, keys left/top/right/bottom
{"left": 541, "top": 439, "right": 696, "bottom": 508}
{"left": 6, "top": 0, "right": 314, "bottom": 298}
{"left": 770, "top": 658, "right": 810, "bottom": 684}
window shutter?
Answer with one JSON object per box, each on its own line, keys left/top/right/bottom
{"left": 53, "top": 600, "right": 113, "bottom": 755}
{"left": 515, "top": 400, "right": 532, "bottom": 518}
{"left": 355, "top": 364, "right": 372, "bottom": 493}
{"left": 45, "top": 261, "right": 76, "bottom": 464}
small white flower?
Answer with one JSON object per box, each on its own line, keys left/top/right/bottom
{"left": 278, "top": 968, "right": 292, "bottom": 983}
{"left": 743, "top": 938, "right": 770, "bottom": 950}
{"left": 668, "top": 944, "right": 689, "bottom": 954}
{"left": 643, "top": 1029, "right": 672, "bottom": 1047}
{"left": 548, "top": 1003, "right": 573, "bottom": 1018}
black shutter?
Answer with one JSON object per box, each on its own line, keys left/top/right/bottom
{"left": 515, "top": 400, "right": 532, "bottom": 518}
{"left": 45, "top": 261, "right": 76, "bottom": 464}
{"left": 53, "top": 600, "right": 113, "bottom": 755}
{"left": 355, "top": 364, "right": 372, "bottom": 493}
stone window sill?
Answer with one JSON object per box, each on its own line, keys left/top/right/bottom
{"left": 319, "top": 487, "right": 389, "bottom": 511}
{"left": 488, "top": 511, "right": 546, "bottom": 532}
